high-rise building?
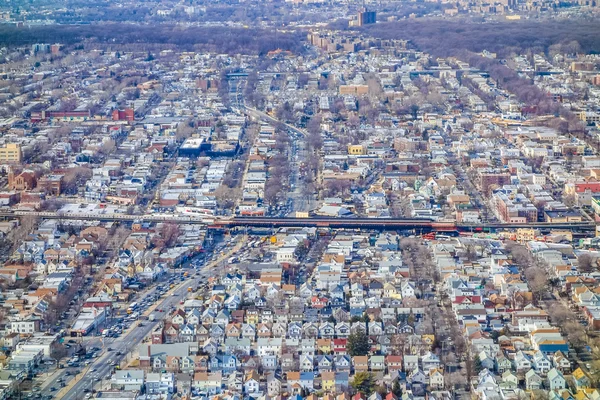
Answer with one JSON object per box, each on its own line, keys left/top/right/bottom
{"left": 357, "top": 8, "right": 376, "bottom": 26}
{"left": 0, "top": 143, "right": 22, "bottom": 163}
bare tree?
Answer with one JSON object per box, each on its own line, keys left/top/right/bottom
{"left": 577, "top": 254, "right": 595, "bottom": 273}
{"left": 160, "top": 223, "right": 180, "bottom": 247}
{"left": 564, "top": 321, "right": 587, "bottom": 349}
{"left": 213, "top": 186, "right": 240, "bottom": 209}
{"left": 10, "top": 215, "right": 39, "bottom": 253}
{"left": 176, "top": 120, "right": 194, "bottom": 141}
{"left": 444, "top": 372, "right": 467, "bottom": 390}
{"left": 525, "top": 266, "right": 548, "bottom": 304}
{"left": 62, "top": 166, "right": 92, "bottom": 195}
{"left": 98, "top": 138, "right": 117, "bottom": 156}
{"left": 546, "top": 301, "right": 573, "bottom": 326}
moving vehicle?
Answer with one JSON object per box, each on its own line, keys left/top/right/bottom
{"left": 127, "top": 302, "right": 138, "bottom": 314}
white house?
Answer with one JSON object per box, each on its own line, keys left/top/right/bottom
{"left": 547, "top": 368, "right": 566, "bottom": 390}
{"left": 244, "top": 371, "right": 260, "bottom": 394}
{"left": 112, "top": 370, "right": 145, "bottom": 391}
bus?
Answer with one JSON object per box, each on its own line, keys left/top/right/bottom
{"left": 127, "top": 302, "right": 138, "bottom": 314}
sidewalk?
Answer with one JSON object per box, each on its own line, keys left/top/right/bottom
{"left": 38, "top": 368, "right": 62, "bottom": 391}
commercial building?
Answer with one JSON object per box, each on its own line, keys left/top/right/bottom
{"left": 0, "top": 144, "right": 22, "bottom": 163}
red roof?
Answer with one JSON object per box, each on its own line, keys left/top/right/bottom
{"left": 453, "top": 295, "right": 482, "bottom": 304}
{"left": 575, "top": 182, "right": 600, "bottom": 193}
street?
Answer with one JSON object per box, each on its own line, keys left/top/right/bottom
{"left": 42, "top": 235, "right": 245, "bottom": 400}
{"left": 48, "top": 281, "right": 192, "bottom": 400}
{"left": 229, "top": 75, "right": 318, "bottom": 215}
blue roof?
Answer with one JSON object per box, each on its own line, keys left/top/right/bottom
{"left": 300, "top": 372, "right": 314, "bottom": 380}
{"left": 335, "top": 371, "right": 349, "bottom": 382}
{"left": 507, "top": 266, "right": 520, "bottom": 274}
{"left": 350, "top": 307, "right": 365, "bottom": 316}
{"left": 539, "top": 344, "right": 569, "bottom": 353}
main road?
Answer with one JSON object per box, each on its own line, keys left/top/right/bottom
{"left": 54, "top": 279, "right": 195, "bottom": 400}
{"left": 55, "top": 235, "right": 247, "bottom": 399}
{"left": 229, "top": 76, "right": 318, "bottom": 215}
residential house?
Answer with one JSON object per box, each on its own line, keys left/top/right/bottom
{"left": 429, "top": 369, "right": 444, "bottom": 390}
{"left": 547, "top": 368, "right": 566, "bottom": 390}
{"left": 525, "top": 369, "right": 543, "bottom": 390}
{"left": 244, "top": 371, "right": 260, "bottom": 394}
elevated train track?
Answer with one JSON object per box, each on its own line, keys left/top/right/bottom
{"left": 0, "top": 211, "right": 595, "bottom": 233}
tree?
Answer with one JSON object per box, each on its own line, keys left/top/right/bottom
{"left": 577, "top": 253, "right": 595, "bottom": 273}
{"left": 51, "top": 343, "right": 68, "bottom": 360}
{"left": 464, "top": 244, "right": 477, "bottom": 261}
{"left": 445, "top": 371, "right": 468, "bottom": 390}
{"left": 213, "top": 186, "right": 240, "bottom": 209}
{"left": 564, "top": 321, "right": 587, "bottom": 349}
{"left": 40, "top": 198, "right": 65, "bottom": 211}
{"left": 525, "top": 266, "right": 548, "bottom": 304}
{"left": 532, "top": 390, "right": 550, "bottom": 400}
{"left": 547, "top": 301, "right": 573, "bottom": 326}
{"left": 307, "top": 115, "right": 322, "bottom": 135}
{"left": 264, "top": 177, "right": 285, "bottom": 207}
{"left": 347, "top": 331, "right": 370, "bottom": 357}
{"left": 10, "top": 215, "right": 39, "bottom": 252}
{"left": 307, "top": 131, "right": 323, "bottom": 152}
{"left": 506, "top": 243, "right": 533, "bottom": 267}
{"left": 351, "top": 372, "right": 375, "bottom": 395}
{"left": 473, "top": 353, "right": 483, "bottom": 374}
{"left": 61, "top": 166, "right": 92, "bottom": 195}
{"left": 563, "top": 193, "right": 576, "bottom": 208}
{"left": 294, "top": 242, "right": 309, "bottom": 260}
{"left": 325, "top": 179, "right": 351, "bottom": 197}
{"left": 275, "top": 102, "right": 293, "bottom": 123}
{"left": 392, "top": 380, "right": 402, "bottom": 396}
{"left": 98, "top": 138, "right": 116, "bottom": 156}
{"left": 160, "top": 223, "right": 180, "bottom": 247}
{"left": 176, "top": 120, "right": 194, "bottom": 141}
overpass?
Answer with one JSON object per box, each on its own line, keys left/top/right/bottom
{"left": 0, "top": 211, "right": 596, "bottom": 233}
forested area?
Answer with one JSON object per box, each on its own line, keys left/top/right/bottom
{"left": 0, "top": 24, "right": 306, "bottom": 55}
{"left": 363, "top": 19, "right": 600, "bottom": 57}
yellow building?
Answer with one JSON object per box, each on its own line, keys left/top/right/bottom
{"left": 549, "top": 230, "right": 573, "bottom": 241}
{"left": 516, "top": 228, "right": 536, "bottom": 243}
{"left": 0, "top": 143, "right": 22, "bottom": 163}
{"left": 339, "top": 85, "right": 368, "bottom": 96}
{"left": 422, "top": 334, "right": 436, "bottom": 349}
{"left": 317, "top": 338, "right": 332, "bottom": 353}
{"left": 578, "top": 111, "right": 600, "bottom": 123}
{"left": 321, "top": 372, "right": 335, "bottom": 391}
{"left": 347, "top": 145, "right": 366, "bottom": 155}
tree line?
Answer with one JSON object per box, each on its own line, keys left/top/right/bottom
{"left": 362, "top": 18, "right": 600, "bottom": 57}
{"left": 0, "top": 24, "right": 306, "bottom": 55}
